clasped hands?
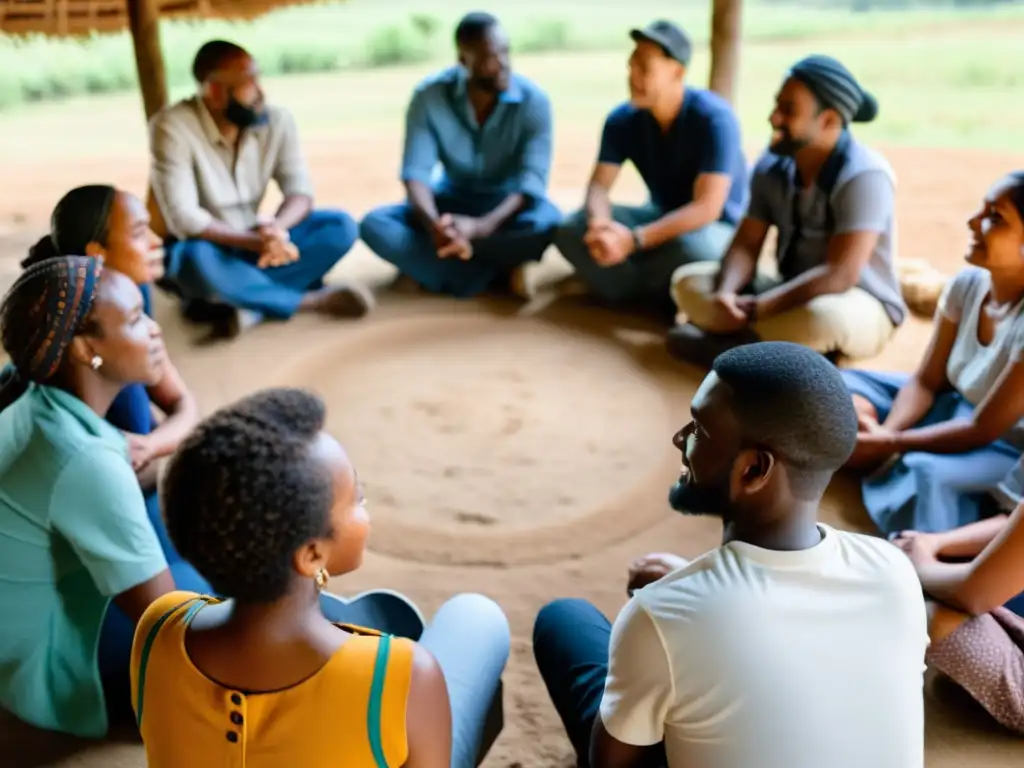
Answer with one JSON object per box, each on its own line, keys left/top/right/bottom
{"left": 431, "top": 214, "right": 492, "bottom": 260}
{"left": 583, "top": 218, "right": 637, "bottom": 267}
{"left": 255, "top": 221, "right": 299, "bottom": 269}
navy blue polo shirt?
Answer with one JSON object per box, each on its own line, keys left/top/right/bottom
{"left": 597, "top": 87, "right": 748, "bottom": 225}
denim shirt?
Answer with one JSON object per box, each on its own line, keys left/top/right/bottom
{"left": 400, "top": 66, "right": 553, "bottom": 200}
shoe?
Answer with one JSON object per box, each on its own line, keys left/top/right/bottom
{"left": 666, "top": 323, "right": 758, "bottom": 367}
{"left": 307, "top": 283, "right": 375, "bottom": 318}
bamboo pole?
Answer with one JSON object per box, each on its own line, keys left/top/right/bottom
{"left": 127, "top": 0, "right": 168, "bottom": 121}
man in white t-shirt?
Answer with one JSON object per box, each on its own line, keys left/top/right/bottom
{"left": 533, "top": 341, "right": 929, "bottom": 768}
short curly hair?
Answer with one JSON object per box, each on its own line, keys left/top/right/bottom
{"left": 712, "top": 341, "right": 858, "bottom": 496}
{"left": 163, "top": 387, "right": 335, "bottom": 602}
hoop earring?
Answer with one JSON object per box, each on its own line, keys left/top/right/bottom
{"left": 90, "top": 355, "right": 103, "bottom": 371}
{"left": 315, "top": 567, "right": 329, "bottom": 591}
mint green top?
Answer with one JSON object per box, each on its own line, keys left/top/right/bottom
{"left": 0, "top": 384, "right": 167, "bottom": 737}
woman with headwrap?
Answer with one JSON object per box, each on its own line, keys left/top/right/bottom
{"left": 0, "top": 257, "right": 210, "bottom": 738}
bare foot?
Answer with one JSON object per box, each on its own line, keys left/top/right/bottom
{"left": 301, "top": 283, "right": 375, "bottom": 318}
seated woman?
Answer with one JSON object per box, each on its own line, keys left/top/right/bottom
{"left": 892, "top": 499, "right": 1024, "bottom": 733}
{"left": 841, "top": 171, "right": 1024, "bottom": 535}
{"left": 131, "top": 387, "right": 510, "bottom": 768}
{"left": 19, "top": 183, "right": 199, "bottom": 489}
{"left": 0, "top": 257, "right": 208, "bottom": 738}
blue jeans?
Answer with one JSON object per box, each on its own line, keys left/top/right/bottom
{"left": 162, "top": 209, "right": 359, "bottom": 320}
{"left": 360, "top": 190, "right": 562, "bottom": 298}
{"left": 841, "top": 370, "right": 1021, "bottom": 536}
{"left": 533, "top": 599, "right": 666, "bottom": 768}
{"left": 555, "top": 204, "right": 734, "bottom": 305}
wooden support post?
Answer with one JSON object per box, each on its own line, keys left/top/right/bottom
{"left": 709, "top": 0, "right": 742, "bottom": 106}
{"left": 127, "top": 0, "right": 168, "bottom": 122}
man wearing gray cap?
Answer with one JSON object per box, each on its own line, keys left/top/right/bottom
{"left": 555, "top": 20, "right": 748, "bottom": 314}
{"left": 668, "top": 54, "right": 906, "bottom": 366}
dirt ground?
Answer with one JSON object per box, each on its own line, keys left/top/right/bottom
{"left": 1, "top": 118, "right": 1023, "bottom": 765}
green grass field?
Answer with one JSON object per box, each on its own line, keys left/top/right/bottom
{"left": 2, "top": 0, "right": 1024, "bottom": 139}
{"left": 1, "top": 2, "right": 1023, "bottom": 163}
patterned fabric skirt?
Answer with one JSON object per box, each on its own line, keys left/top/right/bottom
{"left": 927, "top": 607, "right": 1024, "bottom": 733}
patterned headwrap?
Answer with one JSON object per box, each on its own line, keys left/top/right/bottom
{"left": 0, "top": 256, "right": 102, "bottom": 396}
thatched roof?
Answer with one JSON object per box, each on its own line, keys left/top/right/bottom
{"left": 0, "top": 0, "right": 322, "bottom": 36}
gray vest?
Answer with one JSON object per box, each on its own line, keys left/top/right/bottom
{"left": 758, "top": 133, "right": 906, "bottom": 326}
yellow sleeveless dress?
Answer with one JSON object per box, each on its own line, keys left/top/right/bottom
{"left": 130, "top": 591, "right": 415, "bottom": 767}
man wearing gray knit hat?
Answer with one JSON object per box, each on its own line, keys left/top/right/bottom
{"left": 668, "top": 54, "right": 905, "bottom": 367}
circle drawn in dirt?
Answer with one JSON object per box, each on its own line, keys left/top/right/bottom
{"left": 275, "top": 313, "right": 677, "bottom": 566}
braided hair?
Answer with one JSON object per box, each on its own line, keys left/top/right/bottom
{"left": 0, "top": 256, "right": 102, "bottom": 411}
{"left": 163, "top": 388, "right": 336, "bottom": 602}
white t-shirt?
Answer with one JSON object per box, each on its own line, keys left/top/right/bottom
{"left": 599, "top": 524, "right": 928, "bottom": 768}
{"left": 938, "top": 267, "right": 1024, "bottom": 422}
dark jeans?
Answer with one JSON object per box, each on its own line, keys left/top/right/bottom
{"left": 162, "top": 209, "right": 359, "bottom": 320}
{"left": 533, "top": 598, "right": 666, "bottom": 768}
{"left": 97, "top": 491, "right": 213, "bottom": 723}
{"left": 360, "top": 190, "right": 562, "bottom": 298}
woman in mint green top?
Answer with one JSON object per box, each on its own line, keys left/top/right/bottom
{"left": 0, "top": 256, "right": 177, "bottom": 737}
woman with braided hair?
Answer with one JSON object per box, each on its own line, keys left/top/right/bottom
{"left": 132, "top": 388, "right": 511, "bottom": 768}
{"left": 0, "top": 257, "right": 209, "bottom": 738}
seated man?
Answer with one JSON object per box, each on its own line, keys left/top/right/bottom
{"left": 150, "top": 39, "right": 370, "bottom": 337}
{"left": 555, "top": 20, "right": 747, "bottom": 313}
{"left": 359, "top": 12, "right": 561, "bottom": 299}
{"left": 668, "top": 55, "right": 906, "bottom": 366}
{"left": 534, "top": 342, "right": 928, "bottom": 768}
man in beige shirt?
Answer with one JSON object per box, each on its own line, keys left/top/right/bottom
{"left": 150, "top": 39, "right": 371, "bottom": 336}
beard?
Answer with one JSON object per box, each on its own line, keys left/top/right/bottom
{"left": 668, "top": 472, "right": 731, "bottom": 518}
{"left": 471, "top": 74, "right": 505, "bottom": 94}
{"left": 769, "top": 131, "right": 810, "bottom": 157}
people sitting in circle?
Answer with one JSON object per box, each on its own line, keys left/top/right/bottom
{"left": 841, "top": 172, "right": 1024, "bottom": 536}
{"left": 892, "top": 496, "right": 1024, "bottom": 734}
{"left": 149, "top": 39, "right": 372, "bottom": 338}
{"left": 533, "top": 342, "right": 927, "bottom": 768}
{"left": 555, "top": 20, "right": 747, "bottom": 315}
{"left": 668, "top": 55, "right": 905, "bottom": 366}
{"left": 132, "top": 388, "right": 510, "bottom": 768}
{"left": 0, "top": 257, "right": 210, "bottom": 737}
{"left": 359, "top": 12, "right": 562, "bottom": 300}
{"left": 16, "top": 184, "right": 200, "bottom": 508}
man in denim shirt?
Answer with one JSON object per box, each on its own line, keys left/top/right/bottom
{"left": 360, "top": 12, "right": 561, "bottom": 299}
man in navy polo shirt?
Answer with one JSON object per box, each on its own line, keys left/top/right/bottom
{"left": 554, "top": 20, "right": 748, "bottom": 312}
{"left": 360, "top": 12, "right": 561, "bottom": 299}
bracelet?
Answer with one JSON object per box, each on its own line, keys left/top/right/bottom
{"left": 631, "top": 228, "right": 644, "bottom": 253}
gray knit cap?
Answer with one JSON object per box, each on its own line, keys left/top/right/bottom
{"left": 788, "top": 54, "right": 878, "bottom": 124}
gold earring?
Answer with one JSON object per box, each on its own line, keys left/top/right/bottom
{"left": 90, "top": 355, "right": 103, "bottom": 370}
{"left": 315, "top": 567, "right": 329, "bottom": 591}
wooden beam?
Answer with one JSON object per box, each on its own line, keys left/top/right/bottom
{"left": 127, "top": 0, "right": 168, "bottom": 121}
{"left": 709, "top": 0, "right": 742, "bottom": 105}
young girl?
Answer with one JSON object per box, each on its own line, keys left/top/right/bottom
{"left": 841, "top": 172, "right": 1024, "bottom": 535}
{"left": 132, "top": 388, "right": 510, "bottom": 767}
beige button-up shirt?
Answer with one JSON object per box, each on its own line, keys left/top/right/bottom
{"left": 148, "top": 96, "right": 314, "bottom": 239}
